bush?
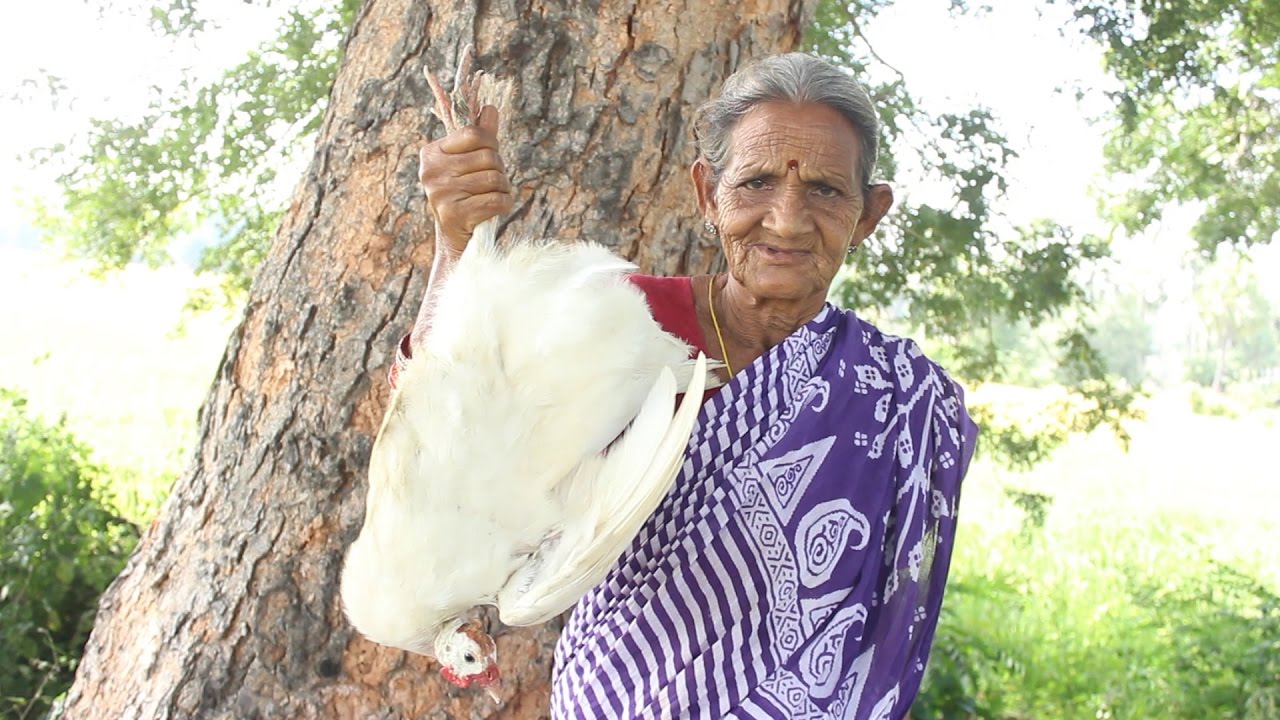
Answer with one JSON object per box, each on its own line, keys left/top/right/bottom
{"left": 0, "top": 390, "right": 138, "bottom": 719}
{"left": 1140, "top": 565, "right": 1280, "bottom": 719}
{"left": 915, "top": 515, "right": 1280, "bottom": 719}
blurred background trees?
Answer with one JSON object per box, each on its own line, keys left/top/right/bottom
{"left": 1186, "top": 251, "right": 1279, "bottom": 392}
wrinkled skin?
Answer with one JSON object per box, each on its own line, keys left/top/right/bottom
{"left": 693, "top": 101, "right": 894, "bottom": 311}
{"left": 690, "top": 101, "right": 894, "bottom": 372}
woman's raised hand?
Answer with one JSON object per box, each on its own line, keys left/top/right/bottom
{"left": 418, "top": 104, "right": 513, "bottom": 255}
{"left": 421, "top": 50, "right": 512, "bottom": 256}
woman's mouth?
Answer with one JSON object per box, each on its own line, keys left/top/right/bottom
{"left": 755, "top": 244, "right": 811, "bottom": 264}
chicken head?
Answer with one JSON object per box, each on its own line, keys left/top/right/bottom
{"left": 435, "top": 619, "right": 501, "bottom": 701}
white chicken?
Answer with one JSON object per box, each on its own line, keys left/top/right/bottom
{"left": 340, "top": 49, "right": 713, "bottom": 702}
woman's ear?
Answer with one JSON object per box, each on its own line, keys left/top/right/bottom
{"left": 691, "top": 158, "right": 718, "bottom": 219}
{"left": 851, "top": 183, "right": 894, "bottom": 248}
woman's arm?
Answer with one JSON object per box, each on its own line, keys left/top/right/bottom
{"left": 410, "top": 237, "right": 463, "bottom": 345}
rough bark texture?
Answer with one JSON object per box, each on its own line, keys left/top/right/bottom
{"left": 64, "top": 0, "right": 813, "bottom": 717}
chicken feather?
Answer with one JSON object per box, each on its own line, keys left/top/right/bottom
{"left": 498, "top": 355, "right": 707, "bottom": 625}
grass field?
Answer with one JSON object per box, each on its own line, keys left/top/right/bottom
{"left": 931, "top": 395, "right": 1280, "bottom": 717}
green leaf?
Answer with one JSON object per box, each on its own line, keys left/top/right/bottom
{"left": 32, "top": 0, "right": 362, "bottom": 307}
{"left": 1051, "top": 0, "right": 1280, "bottom": 250}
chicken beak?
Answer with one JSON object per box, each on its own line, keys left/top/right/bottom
{"left": 481, "top": 663, "right": 502, "bottom": 704}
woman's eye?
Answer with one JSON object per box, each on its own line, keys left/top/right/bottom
{"left": 743, "top": 178, "right": 769, "bottom": 190}
{"left": 813, "top": 185, "right": 841, "bottom": 199}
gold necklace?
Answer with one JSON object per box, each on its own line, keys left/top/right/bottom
{"left": 708, "top": 274, "right": 734, "bottom": 377}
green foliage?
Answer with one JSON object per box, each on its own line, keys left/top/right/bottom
{"left": 0, "top": 390, "right": 139, "bottom": 719}
{"left": 967, "top": 402, "right": 1071, "bottom": 471}
{"left": 809, "top": 1, "right": 1139, "bottom": 461}
{"left": 1051, "top": 0, "right": 1280, "bottom": 252}
{"left": 1002, "top": 487, "right": 1051, "bottom": 539}
{"left": 32, "top": 0, "right": 360, "bottom": 304}
{"left": 1052, "top": 327, "right": 1142, "bottom": 444}
{"left": 916, "top": 515, "right": 1280, "bottom": 719}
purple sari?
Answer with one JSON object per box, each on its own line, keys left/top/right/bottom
{"left": 551, "top": 305, "right": 978, "bottom": 719}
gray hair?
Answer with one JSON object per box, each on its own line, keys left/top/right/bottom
{"left": 692, "top": 53, "right": 880, "bottom": 192}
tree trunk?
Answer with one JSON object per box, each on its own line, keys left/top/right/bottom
{"left": 63, "top": 0, "right": 814, "bottom": 717}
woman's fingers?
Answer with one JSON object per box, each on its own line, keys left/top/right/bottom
{"left": 434, "top": 169, "right": 511, "bottom": 197}
{"left": 419, "top": 148, "right": 505, "bottom": 181}
{"left": 422, "top": 165, "right": 513, "bottom": 251}
{"left": 428, "top": 175, "right": 513, "bottom": 220}
{"left": 451, "top": 192, "right": 514, "bottom": 225}
{"left": 434, "top": 105, "right": 502, "bottom": 154}
{"left": 476, "top": 105, "right": 499, "bottom": 135}
{"left": 435, "top": 124, "right": 497, "bottom": 154}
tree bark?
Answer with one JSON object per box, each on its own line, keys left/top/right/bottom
{"left": 64, "top": 0, "right": 813, "bottom": 717}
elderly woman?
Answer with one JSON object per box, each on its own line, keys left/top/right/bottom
{"left": 402, "top": 53, "right": 977, "bottom": 719}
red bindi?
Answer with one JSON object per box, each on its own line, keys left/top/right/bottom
{"left": 787, "top": 159, "right": 799, "bottom": 170}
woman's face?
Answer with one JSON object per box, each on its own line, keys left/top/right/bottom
{"left": 694, "top": 101, "right": 892, "bottom": 303}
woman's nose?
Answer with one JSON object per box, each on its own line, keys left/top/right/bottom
{"left": 763, "top": 187, "right": 816, "bottom": 238}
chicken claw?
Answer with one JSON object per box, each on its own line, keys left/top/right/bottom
{"left": 424, "top": 44, "right": 484, "bottom": 133}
